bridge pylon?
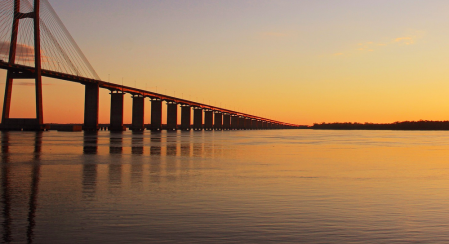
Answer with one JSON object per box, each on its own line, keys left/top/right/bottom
{"left": 1, "top": 0, "right": 45, "bottom": 131}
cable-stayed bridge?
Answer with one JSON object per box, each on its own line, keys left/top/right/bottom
{"left": 0, "top": 0, "right": 300, "bottom": 131}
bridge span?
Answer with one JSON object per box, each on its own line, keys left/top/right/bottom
{"left": 0, "top": 60, "right": 300, "bottom": 131}
{"left": 0, "top": 0, "right": 300, "bottom": 131}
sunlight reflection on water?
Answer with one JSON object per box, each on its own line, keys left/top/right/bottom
{"left": 1, "top": 130, "right": 449, "bottom": 243}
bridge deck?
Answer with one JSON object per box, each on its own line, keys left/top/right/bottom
{"left": 0, "top": 61, "right": 298, "bottom": 126}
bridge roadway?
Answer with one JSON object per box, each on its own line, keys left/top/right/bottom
{"left": 0, "top": 60, "right": 300, "bottom": 130}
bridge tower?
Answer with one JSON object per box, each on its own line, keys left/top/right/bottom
{"left": 1, "top": 0, "right": 44, "bottom": 131}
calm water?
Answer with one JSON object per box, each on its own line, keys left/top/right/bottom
{"left": 1, "top": 129, "right": 449, "bottom": 243}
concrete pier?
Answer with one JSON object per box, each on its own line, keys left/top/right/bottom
{"left": 84, "top": 83, "right": 99, "bottom": 131}
{"left": 166, "top": 102, "right": 178, "bottom": 131}
{"left": 193, "top": 107, "right": 203, "bottom": 130}
{"left": 231, "top": 115, "right": 239, "bottom": 130}
{"left": 252, "top": 120, "right": 258, "bottom": 130}
{"left": 181, "top": 105, "right": 191, "bottom": 131}
{"left": 132, "top": 95, "right": 145, "bottom": 131}
{"left": 245, "top": 118, "right": 252, "bottom": 130}
{"left": 204, "top": 110, "right": 213, "bottom": 130}
{"left": 2, "top": 74, "right": 13, "bottom": 125}
{"left": 214, "top": 112, "right": 223, "bottom": 130}
{"left": 110, "top": 92, "right": 125, "bottom": 131}
{"left": 223, "top": 114, "right": 231, "bottom": 130}
{"left": 151, "top": 99, "right": 162, "bottom": 131}
{"left": 239, "top": 117, "right": 246, "bottom": 130}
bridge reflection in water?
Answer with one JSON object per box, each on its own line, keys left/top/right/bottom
{"left": 1, "top": 132, "right": 41, "bottom": 244}
{"left": 2, "top": 131, "right": 449, "bottom": 242}
{"left": 0, "top": 130, "right": 223, "bottom": 243}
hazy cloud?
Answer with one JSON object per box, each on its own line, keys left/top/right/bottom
{"left": 0, "top": 41, "right": 48, "bottom": 62}
{"left": 334, "top": 32, "right": 422, "bottom": 57}
{"left": 0, "top": 81, "right": 53, "bottom": 86}
{"left": 0, "top": 41, "right": 35, "bottom": 62}
{"left": 358, "top": 35, "right": 417, "bottom": 51}
{"left": 394, "top": 36, "right": 415, "bottom": 45}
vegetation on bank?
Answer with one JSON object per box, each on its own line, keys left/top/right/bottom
{"left": 311, "top": 120, "right": 449, "bottom": 130}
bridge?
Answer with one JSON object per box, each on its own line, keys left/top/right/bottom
{"left": 0, "top": 0, "right": 300, "bottom": 131}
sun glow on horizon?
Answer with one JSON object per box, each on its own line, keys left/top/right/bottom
{"left": 1, "top": 0, "right": 449, "bottom": 126}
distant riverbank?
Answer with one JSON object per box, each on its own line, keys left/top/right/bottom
{"left": 39, "top": 120, "right": 449, "bottom": 131}
{"left": 310, "top": 121, "right": 449, "bottom": 130}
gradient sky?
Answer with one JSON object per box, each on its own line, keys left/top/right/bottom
{"left": 2, "top": 0, "right": 449, "bottom": 125}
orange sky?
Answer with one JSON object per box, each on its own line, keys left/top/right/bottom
{"left": 1, "top": 0, "right": 449, "bottom": 125}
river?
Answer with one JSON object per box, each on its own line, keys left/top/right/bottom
{"left": 1, "top": 130, "right": 449, "bottom": 243}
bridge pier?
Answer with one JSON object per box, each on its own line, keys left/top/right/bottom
{"left": 239, "top": 117, "right": 246, "bottom": 130}
{"left": 110, "top": 91, "right": 125, "bottom": 131}
{"left": 1, "top": 74, "right": 13, "bottom": 124}
{"left": 204, "top": 110, "right": 213, "bottom": 130}
{"left": 166, "top": 101, "right": 178, "bottom": 131}
{"left": 223, "top": 114, "right": 231, "bottom": 130}
{"left": 214, "top": 112, "right": 223, "bottom": 130}
{"left": 245, "top": 118, "right": 252, "bottom": 130}
{"left": 253, "top": 120, "right": 258, "bottom": 130}
{"left": 132, "top": 95, "right": 145, "bottom": 131}
{"left": 193, "top": 107, "right": 203, "bottom": 130}
{"left": 83, "top": 83, "right": 99, "bottom": 131}
{"left": 151, "top": 99, "right": 162, "bottom": 131}
{"left": 231, "top": 115, "right": 239, "bottom": 130}
{"left": 181, "top": 105, "right": 191, "bottom": 131}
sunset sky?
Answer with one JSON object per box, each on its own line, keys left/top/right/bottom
{"left": 1, "top": 0, "right": 449, "bottom": 125}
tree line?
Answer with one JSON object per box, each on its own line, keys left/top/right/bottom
{"left": 310, "top": 120, "right": 449, "bottom": 130}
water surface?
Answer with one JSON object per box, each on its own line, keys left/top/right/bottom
{"left": 2, "top": 130, "right": 449, "bottom": 243}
